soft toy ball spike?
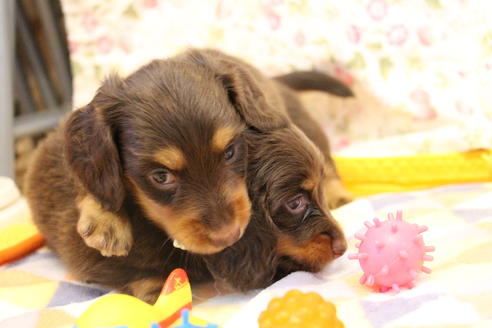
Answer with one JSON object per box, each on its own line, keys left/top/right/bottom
{"left": 349, "top": 210, "right": 435, "bottom": 293}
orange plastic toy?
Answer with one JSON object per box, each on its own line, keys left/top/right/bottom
{"left": 258, "top": 290, "right": 344, "bottom": 328}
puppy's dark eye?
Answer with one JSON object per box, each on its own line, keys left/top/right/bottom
{"left": 224, "top": 143, "right": 235, "bottom": 161}
{"left": 285, "top": 194, "right": 309, "bottom": 215}
{"left": 150, "top": 169, "right": 176, "bottom": 186}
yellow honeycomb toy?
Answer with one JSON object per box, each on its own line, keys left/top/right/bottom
{"left": 258, "top": 290, "right": 344, "bottom": 328}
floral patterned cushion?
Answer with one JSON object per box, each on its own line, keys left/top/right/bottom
{"left": 62, "top": 0, "right": 492, "bottom": 155}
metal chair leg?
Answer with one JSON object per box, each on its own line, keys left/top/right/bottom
{"left": 0, "top": 0, "right": 15, "bottom": 178}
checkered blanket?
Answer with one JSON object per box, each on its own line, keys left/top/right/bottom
{"left": 2, "top": 183, "right": 492, "bottom": 327}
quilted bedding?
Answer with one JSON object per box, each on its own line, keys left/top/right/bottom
{"left": 1, "top": 182, "right": 492, "bottom": 328}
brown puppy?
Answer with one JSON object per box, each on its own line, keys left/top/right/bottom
{"left": 203, "top": 126, "right": 347, "bottom": 290}
{"left": 24, "top": 49, "right": 289, "bottom": 302}
{"left": 204, "top": 77, "right": 354, "bottom": 290}
{"left": 25, "top": 49, "right": 351, "bottom": 301}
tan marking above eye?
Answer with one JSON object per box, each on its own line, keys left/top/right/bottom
{"left": 301, "top": 178, "right": 316, "bottom": 191}
{"left": 211, "top": 126, "right": 238, "bottom": 152}
{"left": 153, "top": 146, "right": 186, "bottom": 171}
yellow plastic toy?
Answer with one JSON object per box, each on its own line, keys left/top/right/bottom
{"left": 75, "top": 268, "right": 218, "bottom": 328}
{"left": 334, "top": 149, "right": 492, "bottom": 196}
{"left": 0, "top": 177, "right": 44, "bottom": 266}
{"left": 258, "top": 290, "right": 344, "bottom": 328}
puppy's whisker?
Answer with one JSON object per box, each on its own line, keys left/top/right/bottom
{"left": 160, "top": 246, "right": 178, "bottom": 269}
{"left": 184, "top": 252, "right": 196, "bottom": 271}
{"left": 159, "top": 237, "right": 172, "bottom": 252}
{"left": 184, "top": 253, "right": 190, "bottom": 270}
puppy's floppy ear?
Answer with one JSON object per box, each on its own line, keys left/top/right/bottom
{"left": 185, "top": 49, "right": 288, "bottom": 131}
{"left": 216, "top": 68, "right": 287, "bottom": 131}
{"left": 64, "top": 75, "right": 125, "bottom": 212}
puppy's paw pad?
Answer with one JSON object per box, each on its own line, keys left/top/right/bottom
{"left": 77, "top": 213, "right": 133, "bottom": 257}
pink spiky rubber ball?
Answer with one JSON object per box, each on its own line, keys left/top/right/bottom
{"left": 349, "top": 211, "right": 435, "bottom": 293}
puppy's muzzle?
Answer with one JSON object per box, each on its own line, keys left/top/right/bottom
{"left": 209, "top": 222, "right": 242, "bottom": 248}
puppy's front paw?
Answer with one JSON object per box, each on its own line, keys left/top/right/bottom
{"left": 77, "top": 197, "right": 133, "bottom": 257}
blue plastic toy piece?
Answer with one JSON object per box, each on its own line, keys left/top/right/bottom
{"left": 174, "top": 309, "right": 218, "bottom": 328}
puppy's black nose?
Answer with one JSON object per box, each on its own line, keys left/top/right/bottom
{"left": 331, "top": 237, "right": 347, "bottom": 258}
{"left": 322, "top": 229, "right": 347, "bottom": 259}
{"left": 210, "top": 224, "right": 242, "bottom": 248}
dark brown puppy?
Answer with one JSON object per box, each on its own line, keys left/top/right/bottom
{"left": 25, "top": 49, "right": 351, "bottom": 301}
{"left": 204, "top": 126, "right": 346, "bottom": 290}
{"left": 203, "top": 77, "right": 353, "bottom": 290}
{"left": 24, "top": 50, "right": 289, "bottom": 302}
